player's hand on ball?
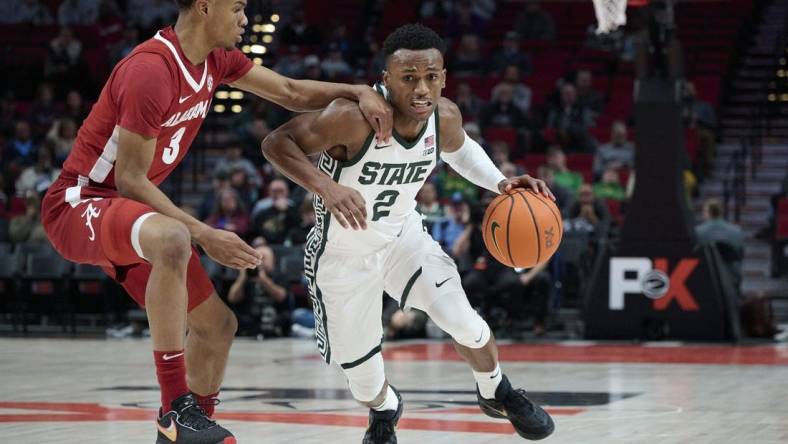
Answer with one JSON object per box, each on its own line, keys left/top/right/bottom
{"left": 198, "top": 228, "right": 262, "bottom": 269}
{"left": 357, "top": 85, "right": 393, "bottom": 144}
{"left": 498, "top": 175, "right": 555, "bottom": 200}
{"left": 322, "top": 182, "right": 368, "bottom": 230}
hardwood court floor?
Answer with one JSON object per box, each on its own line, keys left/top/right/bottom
{"left": 1, "top": 337, "right": 787, "bottom": 443}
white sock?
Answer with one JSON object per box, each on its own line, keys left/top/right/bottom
{"left": 372, "top": 386, "right": 399, "bottom": 412}
{"left": 473, "top": 363, "right": 502, "bottom": 400}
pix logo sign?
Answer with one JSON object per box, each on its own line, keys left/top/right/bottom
{"left": 609, "top": 257, "right": 700, "bottom": 311}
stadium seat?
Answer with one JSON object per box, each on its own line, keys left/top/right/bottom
{"left": 484, "top": 127, "right": 518, "bottom": 149}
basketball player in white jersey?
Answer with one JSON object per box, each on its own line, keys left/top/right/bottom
{"left": 262, "top": 24, "right": 555, "bottom": 443}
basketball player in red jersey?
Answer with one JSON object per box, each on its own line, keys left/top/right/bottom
{"left": 40, "top": 0, "right": 392, "bottom": 442}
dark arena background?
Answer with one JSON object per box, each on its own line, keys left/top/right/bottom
{"left": 1, "top": 0, "right": 788, "bottom": 443}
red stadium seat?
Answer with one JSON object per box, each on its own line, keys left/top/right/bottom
{"left": 777, "top": 198, "right": 788, "bottom": 216}
{"left": 776, "top": 216, "right": 788, "bottom": 241}
{"left": 605, "top": 199, "right": 624, "bottom": 226}
{"left": 484, "top": 127, "right": 518, "bottom": 149}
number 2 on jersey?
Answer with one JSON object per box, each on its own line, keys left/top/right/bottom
{"left": 162, "top": 127, "right": 186, "bottom": 165}
{"left": 372, "top": 190, "right": 400, "bottom": 221}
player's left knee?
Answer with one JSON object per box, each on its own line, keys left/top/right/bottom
{"left": 190, "top": 306, "right": 237, "bottom": 343}
{"left": 343, "top": 352, "right": 386, "bottom": 403}
{"left": 426, "top": 292, "right": 491, "bottom": 349}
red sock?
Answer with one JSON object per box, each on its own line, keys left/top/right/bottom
{"left": 194, "top": 391, "right": 220, "bottom": 417}
{"left": 153, "top": 350, "right": 190, "bottom": 411}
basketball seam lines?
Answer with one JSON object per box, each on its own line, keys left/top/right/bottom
{"left": 505, "top": 195, "right": 515, "bottom": 267}
{"left": 517, "top": 190, "right": 541, "bottom": 265}
{"left": 532, "top": 192, "right": 562, "bottom": 240}
{"left": 483, "top": 195, "right": 509, "bottom": 257}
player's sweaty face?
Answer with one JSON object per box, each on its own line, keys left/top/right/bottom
{"left": 384, "top": 49, "right": 445, "bottom": 122}
{"left": 212, "top": 0, "right": 248, "bottom": 50}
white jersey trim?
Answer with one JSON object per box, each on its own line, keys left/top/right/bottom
{"left": 153, "top": 31, "right": 208, "bottom": 94}
{"left": 88, "top": 125, "right": 120, "bottom": 184}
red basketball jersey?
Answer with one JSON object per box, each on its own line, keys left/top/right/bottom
{"left": 61, "top": 26, "right": 253, "bottom": 193}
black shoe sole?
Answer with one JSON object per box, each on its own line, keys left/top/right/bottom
{"left": 478, "top": 402, "right": 555, "bottom": 441}
{"left": 156, "top": 435, "right": 235, "bottom": 444}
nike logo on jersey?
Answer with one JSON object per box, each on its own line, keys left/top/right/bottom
{"left": 374, "top": 143, "right": 392, "bottom": 149}
{"left": 475, "top": 327, "right": 485, "bottom": 343}
{"left": 178, "top": 94, "right": 192, "bottom": 104}
{"left": 162, "top": 352, "right": 184, "bottom": 361}
{"left": 435, "top": 277, "right": 452, "bottom": 288}
{"left": 161, "top": 100, "right": 209, "bottom": 127}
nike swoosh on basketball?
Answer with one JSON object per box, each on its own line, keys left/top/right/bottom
{"left": 162, "top": 352, "right": 184, "bottom": 360}
{"left": 490, "top": 221, "right": 503, "bottom": 256}
{"left": 435, "top": 277, "right": 452, "bottom": 288}
{"left": 178, "top": 94, "right": 192, "bottom": 104}
{"left": 157, "top": 418, "right": 178, "bottom": 442}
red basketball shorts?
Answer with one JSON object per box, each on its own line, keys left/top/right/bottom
{"left": 41, "top": 176, "right": 214, "bottom": 311}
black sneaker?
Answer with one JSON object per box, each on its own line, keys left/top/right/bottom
{"left": 155, "top": 393, "right": 235, "bottom": 444}
{"left": 477, "top": 375, "right": 554, "bottom": 440}
{"left": 362, "top": 386, "right": 403, "bottom": 444}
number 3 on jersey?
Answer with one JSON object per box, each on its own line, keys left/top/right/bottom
{"left": 372, "top": 190, "right": 399, "bottom": 221}
{"left": 162, "top": 127, "right": 186, "bottom": 165}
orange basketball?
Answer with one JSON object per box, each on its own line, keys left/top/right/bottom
{"left": 482, "top": 188, "right": 563, "bottom": 268}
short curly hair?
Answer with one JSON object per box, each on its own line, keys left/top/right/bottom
{"left": 382, "top": 24, "right": 446, "bottom": 60}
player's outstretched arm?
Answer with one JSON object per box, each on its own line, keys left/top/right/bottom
{"left": 114, "top": 128, "right": 261, "bottom": 269}
{"left": 437, "top": 98, "right": 554, "bottom": 199}
{"left": 231, "top": 65, "right": 392, "bottom": 143}
{"left": 261, "top": 99, "right": 372, "bottom": 230}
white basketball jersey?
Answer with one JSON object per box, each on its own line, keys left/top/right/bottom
{"left": 307, "top": 84, "right": 440, "bottom": 256}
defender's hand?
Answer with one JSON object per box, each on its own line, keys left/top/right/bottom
{"left": 197, "top": 228, "right": 261, "bottom": 269}
{"left": 321, "top": 182, "right": 368, "bottom": 230}
{"left": 498, "top": 175, "right": 555, "bottom": 200}
{"left": 357, "top": 86, "right": 393, "bottom": 144}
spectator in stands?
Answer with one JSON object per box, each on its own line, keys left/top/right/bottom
{"left": 325, "top": 24, "right": 354, "bottom": 61}
{"left": 108, "top": 26, "right": 141, "bottom": 67}
{"left": 682, "top": 82, "right": 716, "bottom": 130}
{"left": 593, "top": 120, "right": 634, "bottom": 177}
{"left": 286, "top": 198, "right": 315, "bottom": 245}
{"left": 696, "top": 198, "right": 744, "bottom": 289}
{"left": 0, "top": 95, "right": 18, "bottom": 138}
{"left": 446, "top": 0, "right": 487, "bottom": 38}
{"left": 213, "top": 143, "right": 263, "bottom": 190}
{"left": 302, "top": 55, "right": 326, "bottom": 81}
{"left": 383, "top": 299, "right": 428, "bottom": 340}
{"left": 434, "top": 164, "right": 478, "bottom": 203}
{"left": 450, "top": 34, "right": 485, "bottom": 76}
{"left": 16, "top": 145, "right": 57, "bottom": 194}
{"left": 490, "top": 32, "right": 532, "bottom": 75}
{"left": 499, "top": 161, "right": 522, "bottom": 180}
{"left": 537, "top": 165, "right": 573, "bottom": 216}
{"left": 320, "top": 45, "right": 353, "bottom": 80}
{"left": 227, "top": 237, "right": 290, "bottom": 337}
{"left": 45, "top": 27, "right": 87, "bottom": 93}
{"left": 493, "top": 64, "right": 532, "bottom": 115}
{"left": 58, "top": 0, "right": 100, "bottom": 25}
{"left": 46, "top": 118, "right": 77, "bottom": 164}
{"left": 454, "top": 82, "right": 484, "bottom": 122}
{"left": 546, "top": 84, "right": 595, "bottom": 151}
{"left": 280, "top": 10, "right": 322, "bottom": 47}
{"left": 204, "top": 187, "right": 250, "bottom": 237}
{"left": 454, "top": 206, "right": 552, "bottom": 335}
{"left": 198, "top": 171, "right": 230, "bottom": 220}
{"left": 433, "top": 192, "right": 470, "bottom": 252}
{"left": 490, "top": 140, "right": 512, "bottom": 166}
{"left": 416, "top": 182, "right": 444, "bottom": 234}
{"left": 0, "top": 0, "right": 52, "bottom": 24}
{"left": 463, "top": 121, "right": 484, "bottom": 146}
{"left": 514, "top": 2, "right": 556, "bottom": 40}
{"left": 575, "top": 69, "right": 604, "bottom": 114}
{"left": 251, "top": 177, "right": 293, "bottom": 219}
{"left": 8, "top": 121, "right": 38, "bottom": 168}
{"left": 127, "top": 0, "right": 177, "bottom": 30}
{"left": 228, "top": 167, "right": 257, "bottom": 209}
{"left": 592, "top": 167, "right": 626, "bottom": 201}
{"left": 546, "top": 145, "right": 583, "bottom": 194}
{"left": 63, "top": 90, "right": 89, "bottom": 123}
{"left": 418, "top": 0, "right": 452, "bottom": 18}
{"left": 250, "top": 179, "right": 300, "bottom": 244}
{"left": 567, "top": 183, "right": 611, "bottom": 237}
{"left": 273, "top": 46, "right": 306, "bottom": 79}
{"left": 480, "top": 83, "right": 526, "bottom": 130}
{"left": 9, "top": 190, "right": 47, "bottom": 243}
{"left": 27, "top": 83, "right": 59, "bottom": 134}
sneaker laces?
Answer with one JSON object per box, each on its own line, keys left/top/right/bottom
{"left": 177, "top": 399, "right": 217, "bottom": 430}
{"left": 506, "top": 388, "right": 535, "bottom": 412}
